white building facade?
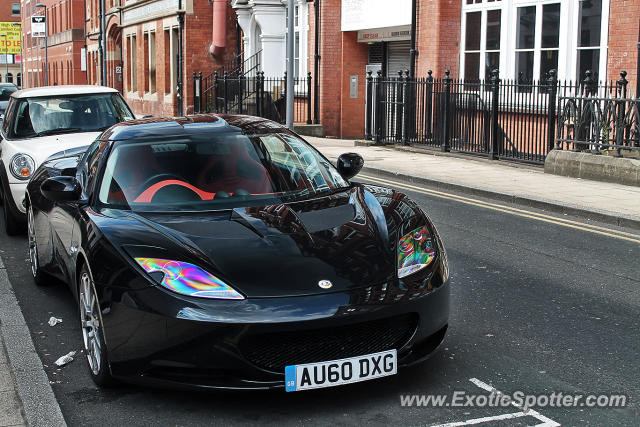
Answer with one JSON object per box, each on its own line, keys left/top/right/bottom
{"left": 232, "top": 0, "right": 309, "bottom": 78}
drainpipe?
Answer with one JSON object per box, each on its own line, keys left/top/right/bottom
{"left": 177, "top": 0, "right": 185, "bottom": 115}
{"left": 409, "top": 0, "right": 416, "bottom": 78}
{"left": 209, "top": 0, "right": 227, "bottom": 59}
{"left": 313, "top": 0, "right": 320, "bottom": 124}
{"left": 636, "top": 20, "right": 640, "bottom": 98}
{"left": 101, "top": 0, "right": 107, "bottom": 85}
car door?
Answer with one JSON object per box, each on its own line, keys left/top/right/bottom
{"left": 50, "top": 139, "right": 109, "bottom": 280}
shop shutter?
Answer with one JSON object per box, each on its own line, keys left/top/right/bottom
{"left": 386, "top": 41, "right": 411, "bottom": 77}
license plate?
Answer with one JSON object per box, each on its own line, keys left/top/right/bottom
{"left": 284, "top": 349, "right": 397, "bottom": 392}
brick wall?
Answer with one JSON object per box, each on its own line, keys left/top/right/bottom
{"left": 340, "top": 31, "right": 368, "bottom": 138}
{"left": 20, "top": 0, "right": 88, "bottom": 87}
{"left": 0, "top": 1, "right": 21, "bottom": 22}
{"left": 416, "top": 0, "right": 461, "bottom": 79}
{"left": 183, "top": 0, "right": 238, "bottom": 115}
{"left": 317, "top": 0, "right": 342, "bottom": 137}
{"left": 607, "top": 0, "right": 640, "bottom": 92}
{"left": 308, "top": 0, "right": 463, "bottom": 138}
{"left": 123, "top": 0, "right": 238, "bottom": 117}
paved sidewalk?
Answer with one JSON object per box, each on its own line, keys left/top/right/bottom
{"left": 0, "top": 254, "right": 26, "bottom": 427}
{"left": 0, "top": 330, "right": 25, "bottom": 427}
{"left": 307, "top": 137, "right": 640, "bottom": 229}
{"left": 0, "top": 256, "right": 67, "bottom": 427}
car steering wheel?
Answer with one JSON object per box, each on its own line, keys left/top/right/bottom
{"left": 137, "top": 174, "right": 186, "bottom": 194}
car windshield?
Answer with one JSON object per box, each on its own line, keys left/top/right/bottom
{"left": 9, "top": 93, "right": 134, "bottom": 138}
{"left": 98, "top": 131, "right": 350, "bottom": 211}
{"left": 0, "top": 86, "right": 17, "bottom": 101}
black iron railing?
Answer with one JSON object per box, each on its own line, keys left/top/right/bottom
{"left": 366, "top": 69, "right": 639, "bottom": 164}
{"left": 557, "top": 72, "right": 640, "bottom": 155}
{"left": 193, "top": 71, "right": 313, "bottom": 125}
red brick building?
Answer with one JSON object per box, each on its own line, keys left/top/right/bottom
{"left": 1, "top": 2, "right": 22, "bottom": 86}
{"left": 306, "top": 0, "right": 640, "bottom": 138}
{"left": 116, "top": 0, "right": 238, "bottom": 116}
{"left": 22, "top": 0, "right": 238, "bottom": 116}
{"left": 20, "top": 0, "right": 87, "bottom": 88}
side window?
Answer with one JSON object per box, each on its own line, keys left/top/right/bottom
{"left": 83, "top": 140, "right": 110, "bottom": 195}
{"left": 2, "top": 98, "right": 16, "bottom": 136}
{"left": 10, "top": 100, "right": 37, "bottom": 138}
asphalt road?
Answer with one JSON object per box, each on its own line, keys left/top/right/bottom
{"left": 1, "top": 175, "right": 639, "bottom": 426}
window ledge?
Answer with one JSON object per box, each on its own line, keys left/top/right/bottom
{"left": 143, "top": 91, "right": 158, "bottom": 102}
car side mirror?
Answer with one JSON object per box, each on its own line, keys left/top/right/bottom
{"left": 336, "top": 153, "right": 364, "bottom": 180}
{"left": 41, "top": 176, "right": 82, "bottom": 202}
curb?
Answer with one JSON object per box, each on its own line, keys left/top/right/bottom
{"left": 0, "top": 257, "right": 67, "bottom": 427}
{"left": 355, "top": 165, "right": 640, "bottom": 231}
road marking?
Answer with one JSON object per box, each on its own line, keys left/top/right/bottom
{"left": 359, "top": 174, "right": 640, "bottom": 244}
{"left": 430, "top": 411, "right": 531, "bottom": 427}
{"left": 469, "top": 378, "right": 559, "bottom": 426}
{"left": 430, "top": 378, "right": 560, "bottom": 427}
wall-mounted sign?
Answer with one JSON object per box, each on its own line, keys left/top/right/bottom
{"left": 342, "top": 0, "right": 410, "bottom": 32}
{"left": 0, "top": 55, "right": 14, "bottom": 65}
{"left": 0, "top": 22, "right": 21, "bottom": 54}
{"left": 31, "top": 16, "right": 46, "bottom": 38}
{"left": 122, "top": 0, "right": 179, "bottom": 24}
{"left": 357, "top": 26, "right": 411, "bottom": 43}
{"left": 115, "top": 66, "right": 122, "bottom": 74}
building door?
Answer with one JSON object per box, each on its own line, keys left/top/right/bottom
{"left": 108, "top": 26, "right": 123, "bottom": 92}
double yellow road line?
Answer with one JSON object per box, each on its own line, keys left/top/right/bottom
{"left": 359, "top": 173, "right": 640, "bottom": 244}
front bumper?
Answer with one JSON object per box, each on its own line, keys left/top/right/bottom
{"left": 8, "top": 182, "right": 27, "bottom": 214}
{"left": 99, "top": 275, "right": 450, "bottom": 390}
{"left": 0, "top": 166, "right": 27, "bottom": 217}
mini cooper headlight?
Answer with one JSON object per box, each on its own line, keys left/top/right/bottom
{"left": 10, "top": 154, "right": 36, "bottom": 180}
{"left": 134, "top": 258, "right": 244, "bottom": 300}
{"left": 397, "top": 225, "right": 436, "bottom": 279}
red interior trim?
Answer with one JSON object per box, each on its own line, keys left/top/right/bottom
{"left": 133, "top": 179, "right": 285, "bottom": 203}
{"left": 134, "top": 180, "right": 215, "bottom": 203}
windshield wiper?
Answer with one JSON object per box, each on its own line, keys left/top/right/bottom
{"left": 36, "top": 127, "right": 83, "bottom": 137}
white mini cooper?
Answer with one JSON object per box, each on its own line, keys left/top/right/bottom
{"left": 0, "top": 85, "right": 135, "bottom": 234}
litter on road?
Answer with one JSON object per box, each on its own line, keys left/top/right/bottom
{"left": 48, "top": 317, "right": 63, "bottom": 327}
{"left": 54, "top": 351, "right": 76, "bottom": 367}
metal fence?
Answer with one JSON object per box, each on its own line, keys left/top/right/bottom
{"left": 366, "top": 69, "right": 639, "bottom": 164}
{"left": 556, "top": 72, "right": 640, "bottom": 156}
{"left": 193, "top": 71, "right": 312, "bottom": 125}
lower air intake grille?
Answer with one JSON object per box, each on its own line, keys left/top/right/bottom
{"left": 239, "top": 313, "right": 418, "bottom": 372}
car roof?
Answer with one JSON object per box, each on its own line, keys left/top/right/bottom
{"left": 101, "top": 114, "right": 290, "bottom": 141}
{"left": 12, "top": 85, "right": 119, "bottom": 98}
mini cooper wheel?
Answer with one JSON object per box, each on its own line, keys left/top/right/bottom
{"left": 78, "top": 264, "right": 115, "bottom": 387}
{"left": 28, "top": 205, "right": 49, "bottom": 286}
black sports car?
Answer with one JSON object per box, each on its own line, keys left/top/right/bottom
{"left": 26, "top": 114, "right": 449, "bottom": 391}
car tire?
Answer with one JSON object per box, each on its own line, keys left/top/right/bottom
{"left": 3, "top": 195, "right": 22, "bottom": 236}
{"left": 78, "top": 264, "right": 116, "bottom": 388}
{"left": 27, "top": 205, "right": 52, "bottom": 286}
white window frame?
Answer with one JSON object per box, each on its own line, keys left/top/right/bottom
{"left": 126, "top": 33, "right": 137, "bottom": 92}
{"left": 460, "top": 0, "right": 610, "bottom": 83}
{"left": 287, "top": 0, "right": 309, "bottom": 87}
{"left": 460, "top": 5, "right": 503, "bottom": 81}
{"left": 144, "top": 29, "right": 156, "bottom": 94}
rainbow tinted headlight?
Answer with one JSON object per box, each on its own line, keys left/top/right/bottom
{"left": 134, "top": 258, "right": 244, "bottom": 299}
{"left": 397, "top": 225, "right": 436, "bottom": 279}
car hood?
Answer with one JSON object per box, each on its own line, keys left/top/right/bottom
{"left": 2, "top": 132, "right": 100, "bottom": 183}
{"left": 96, "top": 185, "right": 411, "bottom": 298}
